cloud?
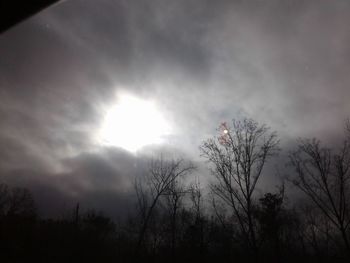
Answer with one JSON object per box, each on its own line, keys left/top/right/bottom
{"left": 0, "top": 0, "right": 350, "bottom": 217}
{"left": 0, "top": 147, "right": 148, "bottom": 219}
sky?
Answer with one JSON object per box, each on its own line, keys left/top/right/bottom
{"left": 0, "top": 0, "right": 350, "bottom": 219}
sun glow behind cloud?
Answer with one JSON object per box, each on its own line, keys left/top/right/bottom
{"left": 97, "top": 93, "right": 171, "bottom": 152}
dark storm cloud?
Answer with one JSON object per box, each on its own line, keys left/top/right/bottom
{"left": 1, "top": 0, "right": 350, "bottom": 217}
{"left": 0, "top": 147, "right": 148, "bottom": 218}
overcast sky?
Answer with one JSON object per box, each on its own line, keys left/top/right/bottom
{"left": 1, "top": 0, "right": 350, "bottom": 218}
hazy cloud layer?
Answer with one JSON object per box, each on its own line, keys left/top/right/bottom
{"left": 0, "top": 0, "right": 350, "bottom": 217}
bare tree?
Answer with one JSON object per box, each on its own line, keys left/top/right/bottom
{"left": 8, "top": 187, "right": 36, "bottom": 217}
{"left": 0, "top": 183, "right": 10, "bottom": 217}
{"left": 189, "top": 178, "right": 203, "bottom": 222}
{"left": 163, "top": 174, "right": 188, "bottom": 258}
{"left": 289, "top": 134, "right": 350, "bottom": 254}
{"left": 189, "top": 178, "right": 206, "bottom": 253}
{"left": 135, "top": 156, "right": 195, "bottom": 253}
{"left": 300, "top": 204, "right": 333, "bottom": 259}
{"left": 0, "top": 183, "right": 36, "bottom": 218}
{"left": 257, "top": 188, "right": 285, "bottom": 260}
{"left": 200, "top": 118, "right": 279, "bottom": 256}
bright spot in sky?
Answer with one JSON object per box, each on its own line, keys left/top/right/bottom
{"left": 223, "top": 129, "right": 228, "bottom": 134}
{"left": 97, "top": 93, "right": 171, "bottom": 152}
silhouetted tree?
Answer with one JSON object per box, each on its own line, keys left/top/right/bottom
{"left": 190, "top": 178, "right": 204, "bottom": 223}
{"left": 0, "top": 183, "right": 10, "bottom": 217}
{"left": 298, "top": 204, "right": 334, "bottom": 260}
{"left": 0, "top": 184, "right": 36, "bottom": 261}
{"left": 200, "top": 118, "right": 279, "bottom": 259}
{"left": 163, "top": 172, "right": 188, "bottom": 260}
{"left": 289, "top": 125, "right": 350, "bottom": 256}
{"left": 257, "top": 188, "right": 284, "bottom": 260}
{"left": 175, "top": 179, "right": 209, "bottom": 262}
{"left": 135, "top": 156, "right": 195, "bottom": 254}
{"left": 0, "top": 183, "right": 36, "bottom": 218}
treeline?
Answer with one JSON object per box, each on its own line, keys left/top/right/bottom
{"left": 1, "top": 118, "right": 350, "bottom": 262}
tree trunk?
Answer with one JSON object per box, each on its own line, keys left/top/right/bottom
{"left": 136, "top": 196, "right": 159, "bottom": 254}
{"left": 340, "top": 225, "right": 350, "bottom": 257}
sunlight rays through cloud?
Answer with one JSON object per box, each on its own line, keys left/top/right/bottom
{"left": 96, "top": 92, "right": 172, "bottom": 152}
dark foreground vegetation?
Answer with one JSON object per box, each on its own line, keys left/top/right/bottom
{"left": 1, "top": 118, "right": 350, "bottom": 262}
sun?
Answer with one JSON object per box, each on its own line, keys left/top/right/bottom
{"left": 97, "top": 93, "right": 171, "bottom": 152}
